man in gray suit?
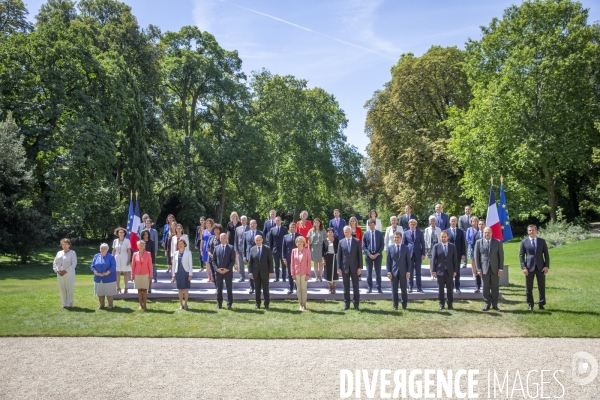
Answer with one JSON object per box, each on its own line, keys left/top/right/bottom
{"left": 386, "top": 232, "right": 411, "bottom": 310}
{"left": 458, "top": 205, "right": 474, "bottom": 232}
{"left": 519, "top": 225, "right": 550, "bottom": 311}
{"left": 337, "top": 226, "right": 363, "bottom": 310}
{"left": 474, "top": 227, "right": 504, "bottom": 311}
{"left": 233, "top": 215, "right": 250, "bottom": 283}
{"left": 431, "top": 231, "right": 458, "bottom": 310}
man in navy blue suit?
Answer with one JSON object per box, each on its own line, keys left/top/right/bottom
{"left": 328, "top": 209, "right": 347, "bottom": 240}
{"left": 243, "top": 220, "right": 263, "bottom": 295}
{"left": 386, "top": 232, "right": 411, "bottom": 310}
{"left": 431, "top": 203, "right": 450, "bottom": 231}
{"left": 212, "top": 233, "right": 236, "bottom": 309}
{"left": 402, "top": 219, "right": 426, "bottom": 293}
{"left": 446, "top": 216, "right": 466, "bottom": 294}
{"left": 262, "top": 210, "right": 277, "bottom": 239}
{"left": 431, "top": 231, "right": 458, "bottom": 310}
{"left": 337, "top": 226, "right": 363, "bottom": 310}
{"left": 399, "top": 205, "right": 418, "bottom": 232}
{"left": 362, "top": 218, "right": 385, "bottom": 293}
{"left": 282, "top": 221, "right": 303, "bottom": 295}
{"left": 267, "top": 216, "right": 288, "bottom": 282}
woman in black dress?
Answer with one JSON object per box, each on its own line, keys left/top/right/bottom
{"left": 164, "top": 221, "right": 177, "bottom": 274}
{"left": 322, "top": 228, "right": 339, "bottom": 294}
{"left": 206, "top": 224, "right": 222, "bottom": 287}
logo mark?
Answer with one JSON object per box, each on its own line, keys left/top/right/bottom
{"left": 572, "top": 351, "right": 598, "bottom": 386}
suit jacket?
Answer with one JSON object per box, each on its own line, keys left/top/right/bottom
{"left": 402, "top": 229, "right": 426, "bottom": 259}
{"left": 243, "top": 230, "right": 263, "bottom": 260}
{"left": 431, "top": 242, "right": 458, "bottom": 276}
{"left": 211, "top": 243, "right": 236, "bottom": 275}
{"left": 362, "top": 229, "right": 384, "bottom": 256}
{"left": 268, "top": 225, "right": 288, "bottom": 254}
{"left": 399, "top": 213, "right": 417, "bottom": 231}
{"left": 247, "top": 245, "right": 274, "bottom": 277}
{"left": 386, "top": 243, "right": 410, "bottom": 278}
{"left": 263, "top": 219, "right": 277, "bottom": 237}
{"left": 431, "top": 213, "right": 450, "bottom": 230}
{"left": 233, "top": 225, "right": 249, "bottom": 253}
{"left": 446, "top": 227, "right": 466, "bottom": 259}
{"left": 458, "top": 215, "right": 473, "bottom": 232}
{"left": 328, "top": 218, "right": 347, "bottom": 240}
{"left": 172, "top": 249, "right": 193, "bottom": 277}
{"left": 519, "top": 237, "right": 550, "bottom": 272}
{"left": 207, "top": 235, "right": 221, "bottom": 261}
{"left": 282, "top": 232, "right": 303, "bottom": 263}
{"left": 474, "top": 238, "right": 504, "bottom": 274}
{"left": 336, "top": 237, "right": 363, "bottom": 274}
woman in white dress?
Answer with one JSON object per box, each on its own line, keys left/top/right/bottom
{"left": 170, "top": 223, "right": 190, "bottom": 267}
{"left": 112, "top": 227, "right": 131, "bottom": 294}
{"left": 53, "top": 238, "right": 77, "bottom": 308}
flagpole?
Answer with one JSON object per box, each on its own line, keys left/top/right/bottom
{"left": 130, "top": 190, "right": 132, "bottom": 201}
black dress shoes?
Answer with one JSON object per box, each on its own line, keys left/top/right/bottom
{"left": 216, "top": 304, "right": 222, "bottom": 309}
{"left": 393, "top": 305, "right": 398, "bottom": 311}
{"left": 448, "top": 305, "right": 454, "bottom": 310}
{"left": 416, "top": 288, "right": 423, "bottom": 293}
{"left": 275, "top": 278, "right": 279, "bottom": 282}
{"left": 474, "top": 288, "right": 481, "bottom": 293}
{"left": 264, "top": 305, "right": 269, "bottom": 310}
{"left": 492, "top": 305, "right": 500, "bottom": 311}
{"left": 255, "top": 304, "right": 260, "bottom": 309}
{"left": 539, "top": 304, "right": 545, "bottom": 310}
{"left": 408, "top": 288, "right": 413, "bottom": 293}
{"left": 366, "top": 288, "right": 372, "bottom": 293}
{"left": 528, "top": 304, "right": 533, "bottom": 311}
{"left": 482, "top": 304, "right": 490, "bottom": 311}
{"left": 342, "top": 304, "right": 350, "bottom": 310}
{"left": 353, "top": 303, "right": 360, "bottom": 310}
{"left": 455, "top": 289, "right": 461, "bottom": 294}
{"left": 377, "top": 289, "right": 383, "bottom": 294}
{"left": 439, "top": 304, "right": 444, "bottom": 310}
{"left": 227, "top": 305, "right": 232, "bottom": 310}
{"left": 239, "top": 277, "right": 245, "bottom": 282}
{"left": 249, "top": 289, "right": 254, "bottom": 294}
{"left": 287, "top": 290, "right": 292, "bottom": 295}
{"left": 402, "top": 304, "right": 407, "bottom": 310}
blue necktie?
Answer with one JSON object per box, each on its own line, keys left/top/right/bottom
{"left": 444, "top": 244, "right": 447, "bottom": 256}
{"left": 257, "top": 247, "right": 261, "bottom": 260}
{"left": 371, "top": 231, "right": 375, "bottom": 252}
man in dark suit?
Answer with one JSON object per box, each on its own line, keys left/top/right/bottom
{"left": 243, "top": 220, "right": 263, "bottom": 295}
{"left": 328, "top": 209, "right": 347, "bottom": 240}
{"left": 282, "top": 221, "right": 302, "bottom": 294}
{"left": 446, "top": 216, "right": 466, "bottom": 294}
{"left": 263, "top": 210, "right": 277, "bottom": 239}
{"left": 212, "top": 233, "right": 236, "bottom": 309}
{"left": 474, "top": 227, "right": 504, "bottom": 311}
{"left": 399, "top": 205, "right": 418, "bottom": 232}
{"left": 471, "top": 220, "right": 486, "bottom": 293}
{"left": 431, "top": 231, "right": 459, "bottom": 310}
{"left": 402, "top": 219, "right": 426, "bottom": 293}
{"left": 233, "top": 215, "right": 249, "bottom": 282}
{"left": 247, "top": 235, "right": 274, "bottom": 309}
{"left": 337, "top": 226, "right": 363, "bottom": 310}
{"left": 362, "top": 218, "right": 385, "bottom": 293}
{"left": 431, "top": 204, "right": 450, "bottom": 231}
{"left": 519, "top": 225, "right": 550, "bottom": 311}
{"left": 386, "top": 232, "right": 411, "bottom": 310}
{"left": 267, "top": 216, "right": 288, "bottom": 282}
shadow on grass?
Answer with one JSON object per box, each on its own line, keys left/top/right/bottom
{"left": 308, "top": 309, "right": 345, "bottom": 315}
{"left": 144, "top": 308, "right": 175, "bottom": 314}
{"left": 0, "top": 266, "right": 57, "bottom": 281}
{"left": 231, "top": 308, "right": 264, "bottom": 314}
{"left": 65, "top": 307, "right": 95, "bottom": 313}
{"left": 404, "top": 309, "right": 454, "bottom": 316}
{"left": 264, "top": 307, "right": 296, "bottom": 314}
{"left": 184, "top": 308, "right": 218, "bottom": 314}
{"left": 358, "top": 308, "right": 398, "bottom": 316}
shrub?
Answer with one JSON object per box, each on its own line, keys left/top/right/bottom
{"left": 538, "top": 220, "right": 590, "bottom": 247}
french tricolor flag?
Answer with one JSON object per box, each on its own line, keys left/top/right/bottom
{"left": 486, "top": 186, "right": 503, "bottom": 241}
{"left": 126, "top": 199, "right": 141, "bottom": 251}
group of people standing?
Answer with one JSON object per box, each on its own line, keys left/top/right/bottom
{"left": 52, "top": 204, "right": 551, "bottom": 313}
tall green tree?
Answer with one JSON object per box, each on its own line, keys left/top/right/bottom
{"left": 449, "top": 0, "right": 600, "bottom": 222}
{"left": 365, "top": 46, "right": 471, "bottom": 216}
{"left": 0, "top": 0, "right": 32, "bottom": 34}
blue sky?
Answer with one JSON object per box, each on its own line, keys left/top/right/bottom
{"left": 25, "top": 0, "right": 600, "bottom": 154}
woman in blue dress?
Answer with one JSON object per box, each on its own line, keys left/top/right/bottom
{"left": 90, "top": 243, "right": 117, "bottom": 309}
{"left": 171, "top": 239, "right": 193, "bottom": 310}
{"left": 200, "top": 218, "right": 214, "bottom": 282}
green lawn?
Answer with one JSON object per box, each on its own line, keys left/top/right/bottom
{"left": 0, "top": 239, "right": 598, "bottom": 338}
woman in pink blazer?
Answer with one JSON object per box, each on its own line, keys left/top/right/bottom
{"left": 290, "top": 236, "right": 312, "bottom": 311}
{"left": 130, "top": 240, "right": 154, "bottom": 310}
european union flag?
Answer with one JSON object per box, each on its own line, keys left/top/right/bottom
{"left": 499, "top": 185, "right": 513, "bottom": 242}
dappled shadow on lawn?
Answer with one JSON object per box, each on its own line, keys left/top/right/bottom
{"left": 404, "top": 309, "right": 454, "bottom": 317}
{"left": 64, "top": 307, "right": 94, "bottom": 313}
{"left": 143, "top": 308, "right": 175, "bottom": 314}
{"left": 0, "top": 266, "right": 57, "bottom": 281}
{"left": 264, "top": 307, "right": 295, "bottom": 314}
{"left": 308, "top": 309, "right": 345, "bottom": 315}
{"left": 230, "top": 308, "right": 263, "bottom": 314}
{"left": 185, "top": 308, "right": 217, "bottom": 314}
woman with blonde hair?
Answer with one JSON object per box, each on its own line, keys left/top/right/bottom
{"left": 164, "top": 221, "right": 177, "bottom": 273}
{"left": 290, "top": 236, "right": 312, "bottom": 311}
{"left": 170, "top": 223, "right": 189, "bottom": 268}
{"left": 131, "top": 240, "right": 153, "bottom": 310}
{"left": 296, "top": 210, "right": 312, "bottom": 239}
{"left": 307, "top": 218, "right": 325, "bottom": 281}
{"left": 53, "top": 238, "right": 77, "bottom": 308}
{"left": 112, "top": 227, "right": 131, "bottom": 294}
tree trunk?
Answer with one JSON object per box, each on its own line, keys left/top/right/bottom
{"left": 215, "top": 174, "right": 226, "bottom": 224}
{"left": 543, "top": 167, "right": 557, "bottom": 222}
{"left": 566, "top": 172, "right": 580, "bottom": 218}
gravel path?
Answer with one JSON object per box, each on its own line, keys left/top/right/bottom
{"left": 0, "top": 338, "right": 598, "bottom": 399}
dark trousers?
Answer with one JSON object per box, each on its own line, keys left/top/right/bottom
{"left": 365, "top": 254, "right": 382, "bottom": 290}
{"left": 525, "top": 268, "right": 546, "bottom": 306}
{"left": 237, "top": 252, "right": 245, "bottom": 279}
{"left": 342, "top": 270, "right": 360, "bottom": 306}
{"left": 391, "top": 275, "right": 408, "bottom": 308}
{"left": 216, "top": 272, "right": 233, "bottom": 306}
{"left": 208, "top": 259, "right": 217, "bottom": 287}
{"left": 454, "top": 265, "right": 461, "bottom": 290}
{"left": 482, "top": 269, "right": 500, "bottom": 306}
{"left": 254, "top": 272, "right": 270, "bottom": 307}
{"left": 437, "top": 273, "right": 454, "bottom": 306}
{"left": 285, "top": 259, "right": 296, "bottom": 292}
{"left": 197, "top": 247, "right": 203, "bottom": 268}
{"left": 408, "top": 256, "right": 422, "bottom": 289}
{"left": 476, "top": 274, "right": 482, "bottom": 289}
{"left": 274, "top": 253, "right": 285, "bottom": 280}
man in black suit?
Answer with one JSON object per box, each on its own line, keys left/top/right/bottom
{"left": 212, "top": 233, "right": 236, "bottom": 309}
{"left": 474, "top": 227, "right": 504, "bottom": 311}
{"left": 431, "top": 231, "right": 459, "bottom": 310}
{"left": 267, "top": 216, "right": 288, "bottom": 282}
{"left": 362, "top": 218, "right": 385, "bottom": 293}
{"left": 399, "top": 205, "right": 417, "bottom": 232}
{"left": 471, "top": 220, "right": 486, "bottom": 293}
{"left": 282, "top": 222, "right": 302, "bottom": 295}
{"left": 263, "top": 210, "right": 277, "bottom": 239}
{"left": 243, "top": 220, "right": 263, "bottom": 295}
{"left": 337, "top": 226, "right": 363, "bottom": 310}
{"left": 248, "top": 235, "right": 274, "bottom": 309}
{"left": 519, "top": 225, "right": 550, "bottom": 311}
{"left": 386, "top": 232, "right": 411, "bottom": 310}
{"left": 402, "top": 219, "right": 426, "bottom": 293}
{"left": 446, "top": 216, "right": 466, "bottom": 294}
